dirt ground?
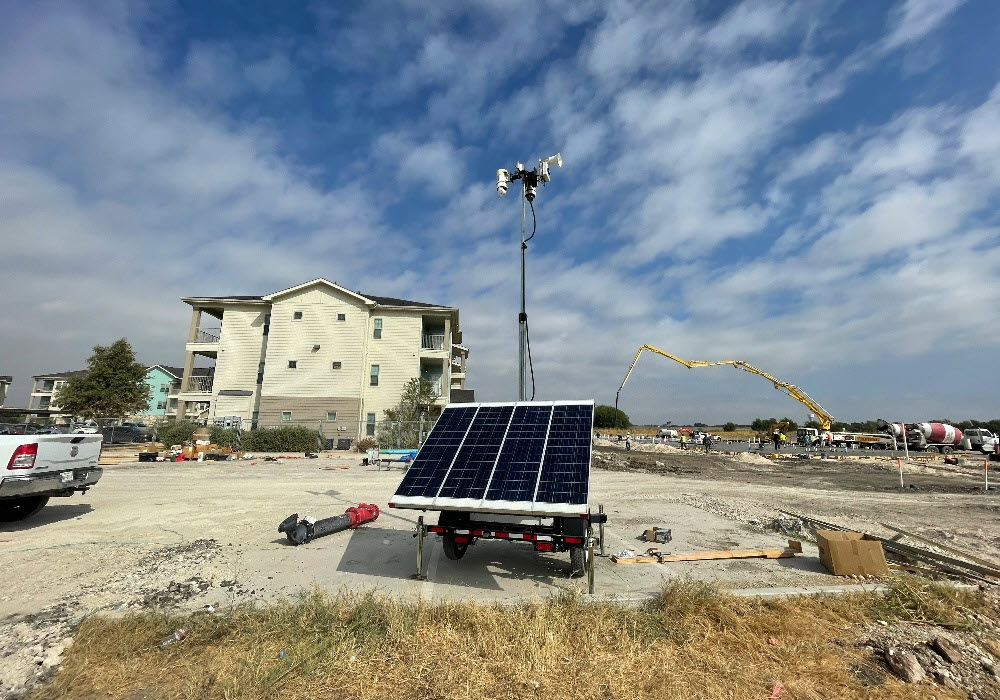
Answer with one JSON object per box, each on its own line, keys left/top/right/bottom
{"left": 2, "top": 446, "right": 998, "bottom": 696}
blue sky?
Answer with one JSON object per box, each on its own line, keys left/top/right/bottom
{"left": 1, "top": 0, "right": 999, "bottom": 424}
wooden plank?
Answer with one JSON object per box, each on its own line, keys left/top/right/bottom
{"left": 612, "top": 541, "right": 801, "bottom": 564}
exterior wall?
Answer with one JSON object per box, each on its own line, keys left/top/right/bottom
{"left": 361, "top": 310, "right": 422, "bottom": 428}
{"left": 29, "top": 378, "right": 70, "bottom": 411}
{"left": 211, "top": 304, "right": 268, "bottom": 421}
{"left": 0, "top": 380, "right": 9, "bottom": 408}
{"left": 214, "top": 394, "right": 254, "bottom": 422}
{"left": 257, "top": 396, "right": 361, "bottom": 433}
{"left": 138, "top": 367, "right": 173, "bottom": 418}
{"left": 260, "top": 285, "right": 369, "bottom": 399}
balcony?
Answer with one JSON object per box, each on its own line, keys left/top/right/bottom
{"left": 194, "top": 327, "right": 221, "bottom": 343}
{"left": 421, "top": 333, "right": 445, "bottom": 350}
{"left": 183, "top": 376, "right": 214, "bottom": 393}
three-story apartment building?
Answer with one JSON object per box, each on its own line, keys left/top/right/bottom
{"left": 28, "top": 370, "right": 86, "bottom": 416}
{"left": 176, "top": 279, "right": 469, "bottom": 440}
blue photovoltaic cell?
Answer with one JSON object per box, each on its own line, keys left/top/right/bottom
{"left": 534, "top": 404, "right": 592, "bottom": 505}
{"left": 485, "top": 405, "right": 553, "bottom": 502}
{"left": 438, "top": 405, "right": 514, "bottom": 499}
{"left": 394, "top": 406, "right": 477, "bottom": 497}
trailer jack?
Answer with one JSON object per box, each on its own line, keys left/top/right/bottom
{"left": 278, "top": 503, "right": 380, "bottom": 545}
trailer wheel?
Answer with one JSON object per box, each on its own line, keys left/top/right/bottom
{"left": 569, "top": 547, "right": 589, "bottom": 577}
{"left": 0, "top": 496, "right": 49, "bottom": 522}
{"left": 442, "top": 535, "right": 468, "bottom": 560}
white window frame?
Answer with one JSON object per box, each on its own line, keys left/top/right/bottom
{"left": 370, "top": 364, "right": 379, "bottom": 386}
{"left": 327, "top": 411, "right": 337, "bottom": 422}
{"left": 373, "top": 318, "right": 382, "bottom": 339}
{"left": 281, "top": 411, "right": 292, "bottom": 422}
{"left": 288, "top": 360, "right": 297, "bottom": 369}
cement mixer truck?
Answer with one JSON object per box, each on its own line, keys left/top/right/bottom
{"left": 876, "top": 420, "right": 968, "bottom": 454}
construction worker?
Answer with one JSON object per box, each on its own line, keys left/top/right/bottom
{"left": 680, "top": 433, "right": 687, "bottom": 450}
{"left": 702, "top": 434, "right": 711, "bottom": 453}
{"left": 779, "top": 431, "right": 787, "bottom": 447}
{"left": 625, "top": 432, "right": 632, "bottom": 451}
{"left": 772, "top": 430, "right": 781, "bottom": 451}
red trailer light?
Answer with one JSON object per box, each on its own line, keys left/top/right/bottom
{"left": 534, "top": 542, "right": 554, "bottom": 552}
{"left": 454, "top": 536, "right": 469, "bottom": 544}
{"left": 429, "top": 526, "right": 445, "bottom": 534}
{"left": 564, "top": 537, "right": 583, "bottom": 544}
{"left": 7, "top": 443, "right": 37, "bottom": 470}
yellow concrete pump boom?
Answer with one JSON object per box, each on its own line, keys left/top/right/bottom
{"left": 614, "top": 344, "right": 835, "bottom": 430}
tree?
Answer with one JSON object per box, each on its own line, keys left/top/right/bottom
{"left": 594, "top": 405, "right": 631, "bottom": 429}
{"left": 722, "top": 422, "right": 737, "bottom": 432}
{"left": 54, "top": 339, "right": 150, "bottom": 425}
{"left": 376, "top": 378, "right": 442, "bottom": 448}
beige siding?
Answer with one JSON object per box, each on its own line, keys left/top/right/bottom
{"left": 212, "top": 304, "right": 267, "bottom": 420}
{"left": 361, "top": 310, "right": 422, "bottom": 422}
{"left": 214, "top": 394, "right": 254, "bottom": 421}
{"left": 261, "top": 285, "right": 369, "bottom": 398}
{"left": 257, "top": 396, "right": 360, "bottom": 434}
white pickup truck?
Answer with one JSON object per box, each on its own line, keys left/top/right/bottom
{"left": 0, "top": 434, "right": 103, "bottom": 522}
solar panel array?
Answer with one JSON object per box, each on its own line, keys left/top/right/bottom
{"left": 390, "top": 400, "right": 594, "bottom": 517}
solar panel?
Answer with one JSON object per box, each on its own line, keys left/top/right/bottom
{"left": 389, "top": 400, "right": 593, "bottom": 517}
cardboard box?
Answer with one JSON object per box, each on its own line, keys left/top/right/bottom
{"left": 816, "top": 530, "right": 888, "bottom": 576}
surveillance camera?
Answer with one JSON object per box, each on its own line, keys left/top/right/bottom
{"left": 496, "top": 168, "right": 509, "bottom": 197}
{"left": 538, "top": 153, "right": 562, "bottom": 183}
{"left": 542, "top": 153, "right": 562, "bottom": 169}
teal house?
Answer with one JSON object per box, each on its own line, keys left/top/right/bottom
{"left": 136, "top": 365, "right": 184, "bottom": 422}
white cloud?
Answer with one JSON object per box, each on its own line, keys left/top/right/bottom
{"left": 883, "top": 0, "right": 965, "bottom": 51}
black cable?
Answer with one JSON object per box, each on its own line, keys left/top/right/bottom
{"left": 522, "top": 197, "right": 538, "bottom": 400}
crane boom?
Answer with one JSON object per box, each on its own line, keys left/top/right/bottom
{"left": 614, "top": 344, "right": 835, "bottom": 430}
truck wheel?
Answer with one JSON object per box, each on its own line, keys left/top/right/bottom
{"left": 0, "top": 496, "right": 49, "bottom": 522}
{"left": 925, "top": 445, "right": 938, "bottom": 454}
{"left": 569, "top": 547, "right": 589, "bottom": 578}
{"left": 941, "top": 445, "right": 954, "bottom": 455}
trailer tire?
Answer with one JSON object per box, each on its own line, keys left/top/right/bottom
{"left": 569, "top": 547, "right": 588, "bottom": 578}
{"left": 0, "top": 496, "right": 49, "bottom": 522}
{"left": 442, "top": 535, "right": 468, "bottom": 560}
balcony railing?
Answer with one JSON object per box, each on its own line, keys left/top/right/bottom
{"left": 193, "top": 328, "right": 221, "bottom": 344}
{"left": 183, "top": 376, "right": 214, "bottom": 393}
{"left": 421, "top": 333, "right": 445, "bottom": 350}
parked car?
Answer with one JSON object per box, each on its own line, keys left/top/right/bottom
{"left": 72, "top": 424, "right": 99, "bottom": 434}
{"left": 35, "top": 426, "right": 70, "bottom": 434}
{"left": 3, "top": 424, "right": 41, "bottom": 435}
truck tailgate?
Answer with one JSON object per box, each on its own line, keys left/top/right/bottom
{"left": 30, "top": 435, "right": 102, "bottom": 473}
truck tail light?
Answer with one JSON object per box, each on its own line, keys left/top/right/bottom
{"left": 7, "top": 443, "right": 38, "bottom": 470}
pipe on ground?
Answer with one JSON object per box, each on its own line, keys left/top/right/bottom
{"left": 278, "top": 503, "right": 380, "bottom": 545}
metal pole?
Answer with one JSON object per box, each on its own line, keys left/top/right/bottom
{"left": 598, "top": 504, "right": 605, "bottom": 557}
{"left": 518, "top": 179, "right": 527, "bottom": 401}
{"left": 587, "top": 525, "right": 595, "bottom": 595}
{"left": 415, "top": 516, "right": 425, "bottom": 579}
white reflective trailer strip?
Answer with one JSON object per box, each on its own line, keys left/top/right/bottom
{"left": 536, "top": 535, "right": 553, "bottom": 541}
{"left": 454, "top": 529, "right": 471, "bottom": 535}
{"left": 508, "top": 534, "right": 524, "bottom": 539}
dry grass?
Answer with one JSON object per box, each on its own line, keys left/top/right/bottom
{"left": 31, "top": 579, "right": 994, "bottom": 700}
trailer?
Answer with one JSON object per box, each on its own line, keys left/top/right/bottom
{"left": 388, "top": 400, "right": 605, "bottom": 591}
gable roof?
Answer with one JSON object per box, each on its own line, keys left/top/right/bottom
{"left": 32, "top": 370, "right": 87, "bottom": 380}
{"left": 361, "top": 293, "right": 445, "bottom": 308}
{"left": 262, "top": 278, "right": 374, "bottom": 304}
{"left": 153, "top": 365, "right": 212, "bottom": 378}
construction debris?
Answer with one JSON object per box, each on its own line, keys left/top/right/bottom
{"left": 779, "top": 510, "right": 1000, "bottom": 584}
{"left": 612, "top": 540, "right": 801, "bottom": 564}
{"left": 640, "top": 527, "right": 672, "bottom": 543}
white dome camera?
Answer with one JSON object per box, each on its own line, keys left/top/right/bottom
{"left": 496, "top": 168, "right": 510, "bottom": 196}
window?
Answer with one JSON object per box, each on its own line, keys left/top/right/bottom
{"left": 331, "top": 361, "right": 342, "bottom": 369}
{"left": 252, "top": 411, "right": 259, "bottom": 429}
{"left": 257, "top": 362, "right": 265, "bottom": 384}
{"left": 281, "top": 411, "right": 292, "bottom": 422}
{"left": 373, "top": 318, "right": 382, "bottom": 339}
{"left": 370, "top": 364, "right": 379, "bottom": 386}
{"left": 366, "top": 413, "right": 376, "bottom": 437}
{"left": 337, "top": 313, "right": 346, "bottom": 321}
{"left": 288, "top": 360, "right": 297, "bottom": 369}
{"left": 327, "top": 411, "right": 337, "bottom": 422}
{"left": 293, "top": 311, "right": 303, "bottom": 320}
{"left": 160, "top": 384, "right": 169, "bottom": 393}
{"left": 156, "top": 401, "right": 166, "bottom": 410}
{"left": 263, "top": 313, "right": 270, "bottom": 336}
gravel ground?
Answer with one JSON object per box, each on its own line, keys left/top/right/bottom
{"left": 2, "top": 446, "right": 999, "bottom": 697}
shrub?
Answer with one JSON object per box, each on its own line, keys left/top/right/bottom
{"left": 155, "top": 420, "right": 198, "bottom": 447}
{"left": 356, "top": 437, "right": 377, "bottom": 452}
{"left": 722, "top": 422, "right": 737, "bottom": 432}
{"left": 242, "top": 426, "right": 319, "bottom": 453}
{"left": 210, "top": 427, "right": 238, "bottom": 448}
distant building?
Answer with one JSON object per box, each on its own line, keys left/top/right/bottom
{"left": 0, "top": 375, "right": 11, "bottom": 408}
{"left": 177, "top": 278, "right": 469, "bottom": 441}
{"left": 29, "top": 371, "right": 87, "bottom": 421}
{"left": 135, "top": 365, "right": 213, "bottom": 423}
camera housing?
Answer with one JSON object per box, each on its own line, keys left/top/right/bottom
{"left": 496, "top": 168, "right": 510, "bottom": 196}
